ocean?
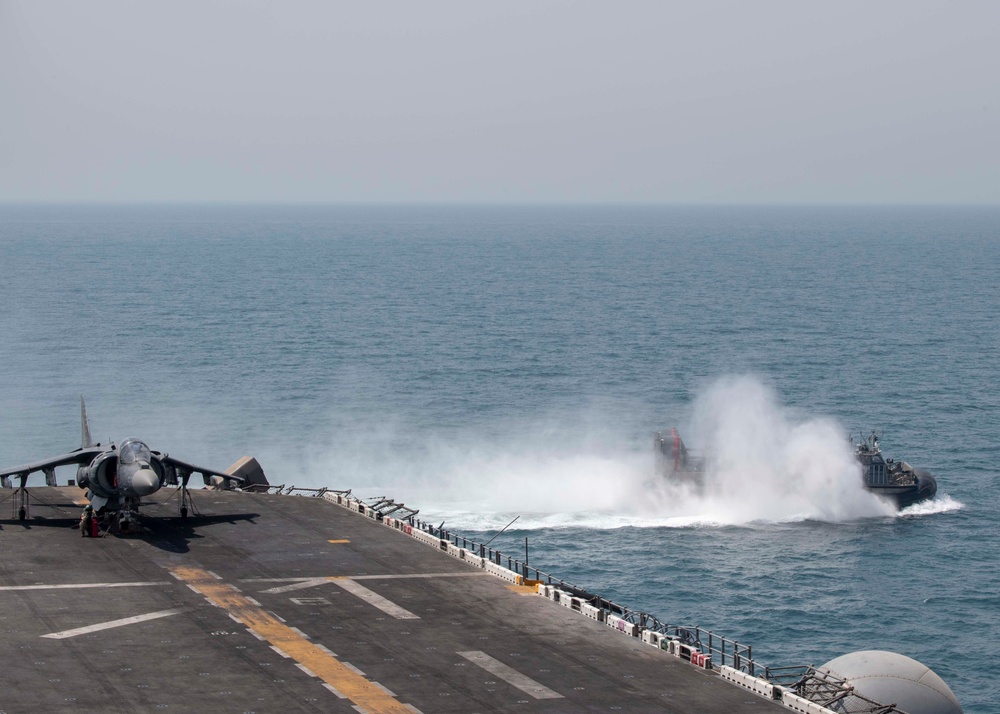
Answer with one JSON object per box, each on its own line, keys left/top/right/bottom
{"left": 0, "top": 204, "right": 997, "bottom": 712}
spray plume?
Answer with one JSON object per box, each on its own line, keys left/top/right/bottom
{"left": 291, "top": 376, "right": 917, "bottom": 529}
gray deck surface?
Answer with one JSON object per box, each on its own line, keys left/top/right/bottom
{"left": 0, "top": 487, "right": 784, "bottom": 713}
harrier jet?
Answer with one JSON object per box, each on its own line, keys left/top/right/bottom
{"left": 1, "top": 398, "right": 267, "bottom": 532}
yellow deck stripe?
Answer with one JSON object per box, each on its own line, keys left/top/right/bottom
{"left": 327, "top": 539, "right": 350, "bottom": 544}
{"left": 172, "top": 566, "right": 416, "bottom": 713}
{"left": 505, "top": 584, "right": 538, "bottom": 595}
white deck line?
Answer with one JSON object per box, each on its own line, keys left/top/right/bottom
{"left": 246, "top": 572, "right": 485, "bottom": 584}
{"left": 41, "top": 608, "right": 184, "bottom": 639}
{"left": 457, "top": 650, "right": 564, "bottom": 699}
{"left": 0, "top": 581, "right": 166, "bottom": 592}
{"left": 260, "top": 578, "right": 331, "bottom": 594}
{"left": 332, "top": 580, "right": 420, "bottom": 620}
{"left": 349, "top": 573, "right": 486, "bottom": 580}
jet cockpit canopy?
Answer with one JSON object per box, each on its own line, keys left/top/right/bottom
{"left": 119, "top": 438, "right": 152, "bottom": 465}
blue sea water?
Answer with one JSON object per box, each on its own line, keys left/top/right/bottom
{"left": 0, "top": 204, "right": 997, "bottom": 712}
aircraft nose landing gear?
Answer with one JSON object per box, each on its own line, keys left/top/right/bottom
{"left": 179, "top": 477, "right": 192, "bottom": 519}
{"left": 15, "top": 474, "right": 29, "bottom": 521}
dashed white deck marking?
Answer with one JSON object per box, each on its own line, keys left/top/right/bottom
{"left": 0, "top": 581, "right": 166, "bottom": 592}
{"left": 41, "top": 608, "right": 184, "bottom": 639}
{"left": 290, "top": 597, "right": 331, "bottom": 606}
{"left": 332, "top": 580, "right": 420, "bottom": 619}
{"left": 457, "top": 651, "right": 564, "bottom": 699}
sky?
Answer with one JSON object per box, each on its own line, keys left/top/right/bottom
{"left": 0, "top": 1, "right": 997, "bottom": 204}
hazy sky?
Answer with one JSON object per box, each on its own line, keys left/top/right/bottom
{"left": 1, "top": 1, "right": 997, "bottom": 204}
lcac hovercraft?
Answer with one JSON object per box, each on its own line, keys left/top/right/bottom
{"left": 654, "top": 428, "right": 937, "bottom": 509}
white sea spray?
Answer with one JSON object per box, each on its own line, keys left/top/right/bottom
{"left": 294, "top": 375, "right": 903, "bottom": 529}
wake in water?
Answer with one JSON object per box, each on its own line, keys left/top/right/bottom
{"left": 293, "top": 375, "right": 955, "bottom": 530}
{"left": 898, "top": 493, "right": 964, "bottom": 517}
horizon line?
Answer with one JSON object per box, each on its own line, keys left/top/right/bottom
{"left": 2, "top": 200, "right": 998, "bottom": 208}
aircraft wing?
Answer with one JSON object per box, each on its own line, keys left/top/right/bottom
{"left": 0, "top": 447, "right": 104, "bottom": 478}
{"left": 160, "top": 455, "right": 249, "bottom": 486}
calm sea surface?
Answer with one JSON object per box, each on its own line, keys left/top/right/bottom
{"left": 1, "top": 205, "right": 997, "bottom": 712}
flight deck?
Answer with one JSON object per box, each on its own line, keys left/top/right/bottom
{"left": 0, "top": 487, "right": 785, "bottom": 713}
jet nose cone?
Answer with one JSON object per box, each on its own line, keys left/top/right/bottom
{"left": 131, "top": 468, "right": 160, "bottom": 496}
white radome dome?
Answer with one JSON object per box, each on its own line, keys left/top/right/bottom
{"left": 819, "top": 650, "right": 962, "bottom": 714}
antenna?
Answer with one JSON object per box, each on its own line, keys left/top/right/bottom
{"left": 484, "top": 515, "right": 520, "bottom": 547}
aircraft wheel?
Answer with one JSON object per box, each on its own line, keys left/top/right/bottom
{"left": 18, "top": 507, "right": 26, "bottom": 521}
{"left": 180, "top": 506, "right": 188, "bottom": 519}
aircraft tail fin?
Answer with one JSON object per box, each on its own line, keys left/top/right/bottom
{"left": 81, "top": 396, "right": 94, "bottom": 448}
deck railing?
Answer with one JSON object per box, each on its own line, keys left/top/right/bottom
{"left": 411, "top": 514, "right": 761, "bottom": 674}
